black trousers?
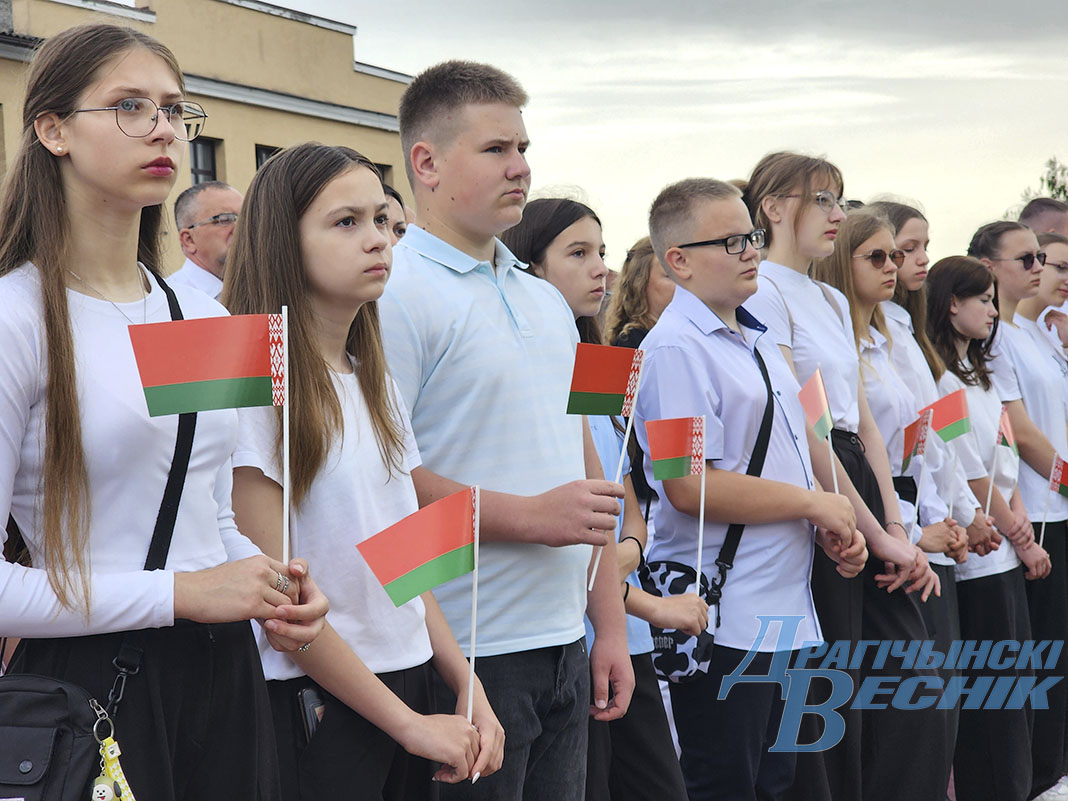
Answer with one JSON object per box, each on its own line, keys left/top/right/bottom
{"left": 10, "top": 620, "right": 280, "bottom": 801}
{"left": 586, "top": 652, "right": 687, "bottom": 801}
{"left": 268, "top": 662, "right": 436, "bottom": 801}
{"left": 919, "top": 561, "right": 962, "bottom": 793}
{"left": 954, "top": 567, "right": 1034, "bottom": 801}
{"left": 670, "top": 646, "right": 797, "bottom": 801}
{"left": 1026, "top": 520, "right": 1068, "bottom": 797}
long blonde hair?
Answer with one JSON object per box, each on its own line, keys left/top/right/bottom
{"left": 811, "top": 210, "right": 895, "bottom": 347}
{"left": 0, "top": 24, "right": 181, "bottom": 611}
{"left": 604, "top": 237, "right": 661, "bottom": 345}
{"left": 223, "top": 144, "right": 405, "bottom": 503}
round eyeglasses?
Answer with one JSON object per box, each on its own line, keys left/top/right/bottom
{"left": 853, "top": 248, "right": 905, "bottom": 269}
{"left": 779, "top": 190, "right": 850, "bottom": 216}
{"left": 676, "top": 228, "right": 766, "bottom": 255}
{"left": 69, "top": 97, "right": 207, "bottom": 142}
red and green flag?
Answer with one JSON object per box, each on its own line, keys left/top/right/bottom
{"left": 798, "top": 368, "right": 833, "bottom": 441}
{"left": 1050, "top": 457, "right": 1068, "bottom": 500}
{"left": 997, "top": 405, "right": 1018, "bottom": 455}
{"left": 918, "top": 389, "right": 971, "bottom": 443}
{"left": 358, "top": 486, "right": 477, "bottom": 607}
{"left": 645, "top": 416, "right": 705, "bottom": 480}
{"left": 129, "top": 314, "right": 284, "bottom": 417}
{"left": 902, "top": 409, "right": 933, "bottom": 472}
{"left": 566, "top": 343, "right": 644, "bottom": 416}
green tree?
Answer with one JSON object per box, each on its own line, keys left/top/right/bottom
{"left": 1023, "top": 157, "right": 1068, "bottom": 202}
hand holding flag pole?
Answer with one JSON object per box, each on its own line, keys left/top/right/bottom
{"left": 565, "top": 343, "right": 645, "bottom": 591}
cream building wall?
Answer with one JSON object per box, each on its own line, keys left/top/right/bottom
{"left": 0, "top": 0, "right": 410, "bottom": 272}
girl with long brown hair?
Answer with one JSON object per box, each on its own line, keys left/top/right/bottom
{"left": 603, "top": 236, "right": 675, "bottom": 349}
{"left": 226, "top": 143, "right": 503, "bottom": 799}
{"left": 0, "top": 23, "right": 327, "bottom": 799}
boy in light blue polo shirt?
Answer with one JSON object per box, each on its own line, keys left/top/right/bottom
{"left": 634, "top": 178, "right": 865, "bottom": 801}
{"left": 378, "top": 61, "right": 632, "bottom": 800}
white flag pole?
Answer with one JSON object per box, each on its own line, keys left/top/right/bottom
{"left": 467, "top": 486, "right": 480, "bottom": 724}
{"left": 281, "top": 305, "right": 291, "bottom": 565}
{"left": 587, "top": 354, "right": 645, "bottom": 592}
{"left": 827, "top": 433, "right": 839, "bottom": 495}
{"left": 1040, "top": 461, "right": 1056, "bottom": 549}
{"left": 909, "top": 455, "right": 928, "bottom": 539}
{"left": 984, "top": 446, "right": 999, "bottom": 519}
{"left": 694, "top": 416, "right": 707, "bottom": 594}
{"left": 946, "top": 450, "right": 960, "bottom": 522}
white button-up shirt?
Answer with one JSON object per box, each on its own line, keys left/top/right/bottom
{"left": 747, "top": 260, "right": 861, "bottom": 433}
{"left": 634, "top": 286, "right": 820, "bottom": 652}
{"left": 166, "top": 258, "right": 223, "bottom": 300}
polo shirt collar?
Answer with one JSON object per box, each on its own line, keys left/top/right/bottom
{"left": 397, "top": 225, "right": 523, "bottom": 276}
{"left": 671, "top": 285, "right": 768, "bottom": 337}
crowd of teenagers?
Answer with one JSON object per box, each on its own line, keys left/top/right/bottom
{"left": 4, "top": 19, "right": 1068, "bottom": 801}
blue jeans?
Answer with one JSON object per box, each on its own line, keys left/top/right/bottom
{"left": 435, "top": 639, "right": 590, "bottom": 801}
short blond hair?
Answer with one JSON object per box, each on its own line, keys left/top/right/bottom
{"left": 648, "top": 178, "right": 741, "bottom": 266}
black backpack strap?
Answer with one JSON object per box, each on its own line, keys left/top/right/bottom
{"left": 707, "top": 346, "right": 776, "bottom": 622}
{"left": 109, "top": 270, "right": 197, "bottom": 715}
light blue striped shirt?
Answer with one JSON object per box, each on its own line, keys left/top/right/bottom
{"left": 379, "top": 226, "right": 588, "bottom": 657}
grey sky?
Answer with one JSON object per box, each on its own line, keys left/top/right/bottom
{"left": 286, "top": 1, "right": 1068, "bottom": 268}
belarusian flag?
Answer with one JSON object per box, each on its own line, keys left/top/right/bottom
{"left": 645, "top": 416, "right": 705, "bottom": 480}
{"left": 918, "top": 389, "right": 971, "bottom": 443}
{"left": 566, "top": 343, "right": 643, "bottom": 416}
{"left": 997, "top": 405, "right": 1018, "bottom": 455}
{"left": 1050, "top": 456, "right": 1068, "bottom": 500}
{"left": 902, "top": 409, "right": 933, "bottom": 472}
{"left": 798, "top": 368, "right": 833, "bottom": 441}
{"left": 129, "top": 314, "right": 284, "bottom": 416}
{"left": 358, "top": 486, "right": 477, "bottom": 607}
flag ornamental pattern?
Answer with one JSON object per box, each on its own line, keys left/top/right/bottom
{"left": 918, "top": 389, "right": 971, "bottom": 443}
{"left": 998, "top": 405, "right": 1018, "bottom": 455}
{"left": 128, "top": 314, "right": 284, "bottom": 417}
{"left": 645, "top": 416, "right": 705, "bottom": 480}
{"left": 798, "top": 369, "right": 833, "bottom": 441}
{"left": 566, "top": 343, "right": 644, "bottom": 416}
{"left": 1051, "top": 456, "right": 1068, "bottom": 500}
{"left": 357, "top": 487, "right": 477, "bottom": 607}
{"left": 902, "top": 409, "right": 933, "bottom": 472}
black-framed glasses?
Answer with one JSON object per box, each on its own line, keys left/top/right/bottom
{"left": 991, "top": 252, "right": 1046, "bottom": 270}
{"left": 779, "top": 190, "right": 849, "bottom": 216}
{"left": 853, "top": 249, "right": 905, "bottom": 269}
{"left": 676, "top": 228, "right": 766, "bottom": 255}
{"left": 70, "top": 97, "right": 207, "bottom": 141}
{"left": 186, "top": 212, "right": 238, "bottom": 230}
{"left": 1041, "top": 255, "right": 1068, "bottom": 275}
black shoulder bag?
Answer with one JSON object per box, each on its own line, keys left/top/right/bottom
{"left": 0, "top": 272, "right": 196, "bottom": 801}
{"left": 640, "top": 348, "right": 776, "bottom": 683}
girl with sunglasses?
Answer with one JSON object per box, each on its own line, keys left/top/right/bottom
{"left": 743, "top": 153, "right": 938, "bottom": 801}
{"left": 810, "top": 209, "right": 955, "bottom": 801}
{"left": 925, "top": 256, "right": 1045, "bottom": 801}
{"left": 0, "top": 24, "right": 329, "bottom": 799}
{"left": 969, "top": 221, "right": 1068, "bottom": 801}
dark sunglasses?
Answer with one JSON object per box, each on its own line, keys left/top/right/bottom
{"left": 991, "top": 252, "right": 1046, "bottom": 270}
{"left": 852, "top": 248, "right": 905, "bottom": 269}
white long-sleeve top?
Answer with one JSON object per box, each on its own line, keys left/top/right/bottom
{"left": 0, "top": 264, "right": 260, "bottom": 637}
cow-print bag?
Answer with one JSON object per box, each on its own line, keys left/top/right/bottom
{"left": 639, "top": 348, "right": 775, "bottom": 683}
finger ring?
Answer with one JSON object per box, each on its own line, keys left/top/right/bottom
{"left": 298, "top": 643, "right": 311, "bottom": 653}
{"left": 281, "top": 575, "right": 291, "bottom": 594}
{"left": 274, "top": 571, "right": 284, "bottom": 592}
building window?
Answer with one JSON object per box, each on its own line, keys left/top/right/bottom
{"left": 256, "top": 145, "right": 281, "bottom": 168}
{"left": 375, "top": 163, "right": 394, "bottom": 186}
{"left": 190, "top": 137, "right": 218, "bottom": 184}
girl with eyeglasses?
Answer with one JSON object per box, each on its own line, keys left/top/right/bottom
{"left": 501, "top": 198, "right": 695, "bottom": 801}
{"left": 925, "top": 256, "right": 1045, "bottom": 801}
{"left": 969, "top": 220, "right": 1068, "bottom": 801}
{"left": 0, "top": 23, "right": 328, "bottom": 799}
{"left": 810, "top": 209, "right": 956, "bottom": 801}
{"left": 742, "top": 153, "right": 940, "bottom": 801}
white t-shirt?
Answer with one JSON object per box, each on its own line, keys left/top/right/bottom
{"left": 859, "top": 327, "right": 952, "bottom": 564}
{"left": 0, "top": 264, "right": 261, "bottom": 637}
{"left": 990, "top": 322, "right": 1068, "bottom": 522}
{"left": 882, "top": 301, "right": 978, "bottom": 530}
{"left": 747, "top": 260, "right": 861, "bottom": 433}
{"left": 234, "top": 370, "right": 433, "bottom": 678}
{"left": 937, "top": 368, "right": 1021, "bottom": 581}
